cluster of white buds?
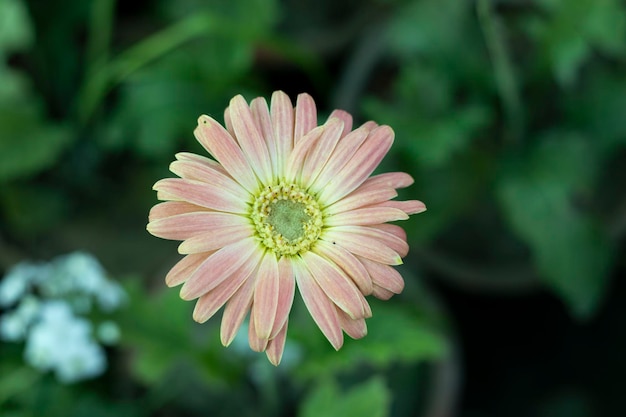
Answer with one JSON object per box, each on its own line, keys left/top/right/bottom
{"left": 0, "top": 252, "right": 125, "bottom": 383}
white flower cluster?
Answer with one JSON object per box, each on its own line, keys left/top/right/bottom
{"left": 0, "top": 252, "right": 126, "bottom": 383}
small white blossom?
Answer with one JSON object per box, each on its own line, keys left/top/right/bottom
{"left": 41, "top": 252, "right": 107, "bottom": 299}
{"left": 24, "top": 301, "right": 106, "bottom": 383}
{"left": 0, "top": 313, "right": 25, "bottom": 341}
{"left": 97, "top": 320, "right": 121, "bottom": 345}
{"left": 0, "top": 295, "right": 41, "bottom": 341}
{"left": 96, "top": 280, "right": 126, "bottom": 312}
{"left": 0, "top": 263, "right": 50, "bottom": 307}
{"left": 0, "top": 251, "right": 125, "bottom": 383}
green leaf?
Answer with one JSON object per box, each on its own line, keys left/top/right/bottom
{"left": 296, "top": 302, "right": 447, "bottom": 378}
{"left": 364, "top": 66, "right": 491, "bottom": 168}
{"left": 0, "top": 183, "right": 68, "bottom": 236}
{"left": 97, "top": 0, "right": 277, "bottom": 157}
{"left": 0, "top": 65, "right": 30, "bottom": 101}
{"left": 299, "top": 377, "right": 391, "bottom": 417}
{"left": 530, "top": 0, "right": 626, "bottom": 85}
{"left": 567, "top": 71, "right": 626, "bottom": 152}
{"left": 0, "top": 102, "right": 72, "bottom": 183}
{"left": 386, "top": 0, "right": 470, "bottom": 58}
{"left": 108, "top": 280, "right": 243, "bottom": 387}
{"left": 116, "top": 280, "right": 196, "bottom": 383}
{"left": 0, "top": 363, "right": 40, "bottom": 408}
{"left": 100, "top": 39, "right": 253, "bottom": 159}
{"left": 0, "top": 0, "right": 33, "bottom": 54}
{"left": 0, "top": 24, "right": 73, "bottom": 184}
{"left": 497, "top": 132, "right": 614, "bottom": 318}
{"left": 406, "top": 150, "right": 491, "bottom": 243}
{"left": 404, "top": 105, "right": 490, "bottom": 167}
{"left": 163, "top": 0, "right": 278, "bottom": 32}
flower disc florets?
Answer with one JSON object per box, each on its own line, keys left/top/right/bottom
{"left": 251, "top": 183, "right": 323, "bottom": 257}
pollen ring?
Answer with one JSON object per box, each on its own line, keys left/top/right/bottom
{"left": 251, "top": 183, "right": 323, "bottom": 257}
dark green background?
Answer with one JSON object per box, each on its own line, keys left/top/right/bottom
{"left": 1, "top": 0, "right": 625, "bottom": 416}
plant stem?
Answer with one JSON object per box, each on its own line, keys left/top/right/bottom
{"left": 85, "top": 0, "right": 116, "bottom": 80}
{"left": 477, "top": 0, "right": 524, "bottom": 145}
{"left": 77, "top": 13, "right": 224, "bottom": 124}
{"left": 332, "top": 22, "right": 387, "bottom": 114}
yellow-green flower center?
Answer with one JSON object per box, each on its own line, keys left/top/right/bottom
{"left": 251, "top": 183, "right": 323, "bottom": 257}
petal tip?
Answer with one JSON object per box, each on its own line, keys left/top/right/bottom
{"left": 220, "top": 337, "right": 231, "bottom": 347}
{"left": 196, "top": 115, "right": 213, "bottom": 129}
{"left": 267, "top": 355, "right": 281, "bottom": 366}
{"left": 192, "top": 310, "right": 208, "bottom": 324}
{"left": 165, "top": 279, "right": 180, "bottom": 288}
{"left": 179, "top": 286, "right": 196, "bottom": 301}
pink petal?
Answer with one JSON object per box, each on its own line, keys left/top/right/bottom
{"left": 325, "top": 188, "right": 397, "bottom": 215}
{"left": 228, "top": 95, "right": 273, "bottom": 185}
{"left": 266, "top": 320, "right": 288, "bottom": 366}
{"left": 372, "top": 284, "right": 394, "bottom": 300}
{"left": 309, "top": 123, "right": 374, "bottom": 195}
{"left": 147, "top": 211, "right": 247, "bottom": 240}
{"left": 301, "top": 251, "right": 367, "bottom": 319}
{"left": 313, "top": 240, "right": 372, "bottom": 295}
{"left": 323, "top": 226, "right": 403, "bottom": 265}
{"left": 270, "top": 90, "right": 294, "bottom": 175}
{"left": 318, "top": 125, "right": 394, "bottom": 205}
{"left": 368, "top": 199, "right": 427, "bottom": 215}
{"left": 359, "top": 256, "right": 405, "bottom": 295}
{"left": 148, "top": 201, "right": 207, "bottom": 222}
{"left": 179, "top": 238, "right": 258, "bottom": 300}
{"left": 325, "top": 207, "right": 408, "bottom": 227}
{"left": 191, "top": 250, "right": 260, "bottom": 323}
{"left": 293, "top": 258, "right": 343, "bottom": 350}
{"left": 177, "top": 224, "right": 253, "bottom": 254}
{"left": 165, "top": 253, "right": 211, "bottom": 287}
{"left": 285, "top": 125, "right": 325, "bottom": 183}
{"left": 359, "top": 120, "right": 379, "bottom": 131}
{"left": 327, "top": 109, "right": 353, "bottom": 137}
{"left": 220, "top": 274, "right": 256, "bottom": 347}
{"left": 371, "top": 223, "right": 407, "bottom": 242}
{"left": 248, "top": 309, "right": 269, "bottom": 352}
{"left": 363, "top": 225, "right": 410, "bottom": 257}
{"left": 194, "top": 115, "right": 258, "bottom": 192}
{"left": 270, "top": 257, "right": 295, "bottom": 339}
{"left": 250, "top": 97, "right": 277, "bottom": 180}
{"left": 294, "top": 93, "right": 317, "bottom": 142}
{"left": 300, "top": 118, "right": 344, "bottom": 186}
{"left": 253, "top": 253, "right": 280, "bottom": 340}
{"left": 250, "top": 97, "right": 273, "bottom": 139}
{"left": 169, "top": 160, "right": 250, "bottom": 201}
{"left": 361, "top": 295, "right": 372, "bottom": 318}
{"left": 223, "top": 105, "right": 235, "bottom": 137}
{"left": 361, "top": 172, "right": 414, "bottom": 190}
{"left": 175, "top": 152, "right": 230, "bottom": 176}
{"left": 153, "top": 178, "right": 248, "bottom": 214}
{"left": 337, "top": 308, "right": 367, "bottom": 339}
{"left": 193, "top": 291, "right": 230, "bottom": 324}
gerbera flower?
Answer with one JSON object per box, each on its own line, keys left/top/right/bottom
{"left": 147, "top": 91, "right": 425, "bottom": 365}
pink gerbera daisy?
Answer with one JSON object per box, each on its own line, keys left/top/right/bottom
{"left": 147, "top": 91, "right": 426, "bottom": 365}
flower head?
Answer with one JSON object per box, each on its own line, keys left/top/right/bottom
{"left": 147, "top": 91, "right": 426, "bottom": 365}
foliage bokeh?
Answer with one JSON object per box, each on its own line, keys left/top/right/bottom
{"left": 1, "top": 0, "right": 625, "bottom": 416}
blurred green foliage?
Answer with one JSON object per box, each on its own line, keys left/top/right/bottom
{"left": 300, "top": 377, "right": 391, "bottom": 417}
{"left": 1, "top": 0, "right": 625, "bottom": 416}
{"left": 0, "top": 0, "right": 72, "bottom": 183}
